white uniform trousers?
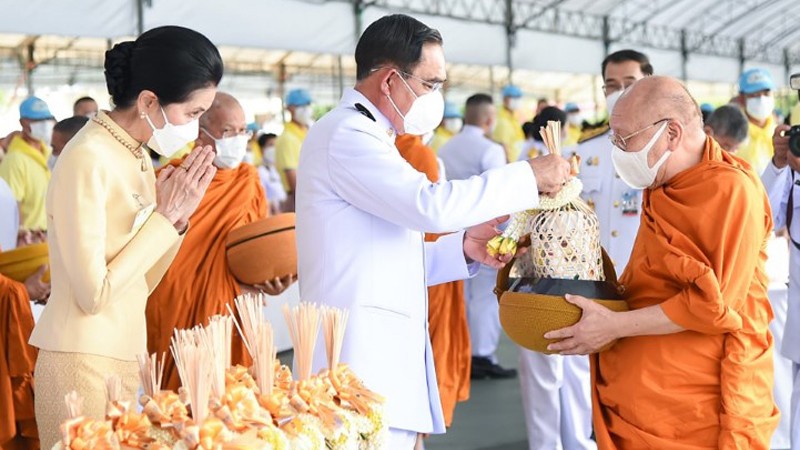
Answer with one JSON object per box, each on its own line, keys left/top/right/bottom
{"left": 387, "top": 428, "right": 418, "bottom": 450}
{"left": 518, "top": 348, "right": 596, "bottom": 450}
{"left": 791, "top": 364, "right": 800, "bottom": 450}
{"left": 771, "top": 284, "right": 793, "bottom": 449}
{"left": 766, "top": 234, "right": 792, "bottom": 449}
{"left": 465, "top": 266, "right": 501, "bottom": 360}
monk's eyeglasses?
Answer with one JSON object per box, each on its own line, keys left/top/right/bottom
{"left": 609, "top": 118, "right": 670, "bottom": 151}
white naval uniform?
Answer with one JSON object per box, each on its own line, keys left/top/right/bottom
{"left": 761, "top": 162, "right": 799, "bottom": 450}
{"left": 0, "top": 177, "right": 18, "bottom": 251}
{"left": 516, "top": 129, "right": 641, "bottom": 450}
{"left": 438, "top": 125, "right": 508, "bottom": 361}
{"left": 296, "top": 89, "right": 540, "bottom": 440}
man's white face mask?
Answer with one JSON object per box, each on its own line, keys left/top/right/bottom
{"left": 611, "top": 121, "right": 672, "bottom": 189}
{"left": 29, "top": 120, "right": 55, "bottom": 146}
{"left": 203, "top": 129, "right": 249, "bottom": 169}
{"left": 745, "top": 95, "right": 774, "bottom": 122}
{"left": 606, "top": 91, "right": 623, "bottom": 116}
{"left": 386, "top": 71, "right": 445, "bottom": 136}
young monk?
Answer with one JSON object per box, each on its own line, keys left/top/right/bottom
{"left": 545, "top": 76, "right": 780, "bottom": 449}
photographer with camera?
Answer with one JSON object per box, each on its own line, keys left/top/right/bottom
{"left": 761, "top": 72, "right": 800, "bottom": 449}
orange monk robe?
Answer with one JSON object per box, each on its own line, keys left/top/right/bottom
{"left": 146, "top": 158, "right": 267, "bottom": 392}
{"left": 592, "top": 137, "right": 779, "bottom": 449}
{"left": 395, "top": 134, "right": 470, "bottom": 427}
{"left": 0, "top": 274, "right": 38, "bottom": 450}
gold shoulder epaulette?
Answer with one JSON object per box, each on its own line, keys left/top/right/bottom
{"left": 578, "top": 124, "right": 610, "bottom": 144}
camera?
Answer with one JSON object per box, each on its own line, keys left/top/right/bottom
{"left": 789, "top": 73, "right": 800, "bottom": 157}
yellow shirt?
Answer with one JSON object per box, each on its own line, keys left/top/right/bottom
{"left": 275, "top": 121, "right": 307, "bottom": 191}
{"left": 0, "top": 135, "right": 51, "bottom": 231}
{"left": 737, "top": 115, "right": 776, "bottom": 176}
{"left": 29, "top": 111, "right": 183, "bottom": 361}
{"left": 565, "top": 124, "right": 582, "bottom": 147}
{"left": 429, "top": 127, "right": 455, "bottom": 153}
{"left": 790, "top": 103, "right": 800, "bottom": 126}
{"left": 492, "top": 107, "right": 524, "bottom": 162}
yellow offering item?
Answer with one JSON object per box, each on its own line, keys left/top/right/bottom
{"left": 0, "top": 242, "right": 50, "bottom": 282}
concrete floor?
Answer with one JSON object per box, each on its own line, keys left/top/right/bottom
{"left": 426, "top": 335, "right": 528, "bottom": 450}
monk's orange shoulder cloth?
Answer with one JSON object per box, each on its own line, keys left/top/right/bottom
{"left": 395, "top": 134, "right": 470, "bottom": 427}
{"left": 0, "top": 274, "right": 38, "bottom": 450}
{"left": 592, "top": 137, "right": 780, "bottom": 449}
{"left": 147, "top": 157, "right": 267, "bottom": 392}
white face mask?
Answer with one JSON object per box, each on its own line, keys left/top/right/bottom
{"left": 145, "top": 106, "right": 199, "bottom": 158}
{"left": 29, "top": 120, "right": 54, "bottom": 146}
{"left": 606, "top": 90, "right": 623, "bottom": 116}
{"left": 443, "top": 118, "right": 462, "bottom": 134}
{"left": 745, "top": 95, "right": 774, "bottom": 122}
{"left": 611, "top": 121, "right": 671, "bottom": 189}
{"left": 203, "top": 129, "right": 249, "bottom": 169}
{"left": 387, "top": 72, "right": 445, "bottom": 136}
{"left": 294, "top": 106, "right": 314, "bottom": 126}
{"left": 507, "top": 98, "right": 522, "bottom": 111}
{"left": 567, "top": 113, "right": 583, "bottom": 127}
{"left": 262, "top": 145, "right": 277, "bottom": 165}
{"left": 47, "top": 154, "right": 57, "bottom": 170}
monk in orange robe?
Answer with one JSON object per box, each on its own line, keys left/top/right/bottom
{"left": 396, "top": 134, "right": 470, "bottom": 427}
{"left": 0, "top": 273, "right": 39, "bottom": 450}
{"left": 146, "top": 93, "right": 295, "bottom": 392}
{"left": 545, "top": 77, "right": 779, "bottom": 449}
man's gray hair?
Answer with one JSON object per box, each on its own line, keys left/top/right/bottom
{"left": 706, "top": 104, "right": 749, "bottom": 144}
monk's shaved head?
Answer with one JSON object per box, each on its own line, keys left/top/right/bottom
{"left": 200, "top": 92, "right": 243, "bottom": 129}
{"left": 613, "top": 76, "right": 702, "bottom": 134}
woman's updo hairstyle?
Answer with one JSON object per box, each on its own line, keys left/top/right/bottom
{"left": 104, "top": 25, "right": 223, "bottom": 109}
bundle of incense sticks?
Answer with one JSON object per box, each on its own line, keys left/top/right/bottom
{"left": 321, "top": 306, "right": 349, "bottom": 369}
{"left": 232, "top": 293, "right": 276, "bottom": 396}
{"left": 282, "top": 302, "right": 321, "bottom": 381}
{"left": 199, "top": 315, "right": 233, "bottom": 400}
{"left": 64, "top": 391, "right": 83, "bottom": 419}
{"left": 539, "top": 120, "right": 562, "bottom": 156}
{"left": 171, "top": 328, "right": 213, "bottom": 423}
{"left": 105, "top": 375, "right": 122, "bottom": 403}
{"left": 137, "top": 352, "right": 166, "bottom": 398}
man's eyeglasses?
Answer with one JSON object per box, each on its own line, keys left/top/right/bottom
{"left": 371, "top": 67, "right": 445, "bottom": 92}
{"left": 609, "top": 118, "right": 670, "bottom": 151}
{"left": 602, "top": 81, "right": 636, "bottom": 96}
{"left": 203, "top": 127, "right": 253, "bottom": 140}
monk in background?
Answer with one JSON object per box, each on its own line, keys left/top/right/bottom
{"left": 395, "top": 134, "right": 471, "bottom": 429}
{"left": 545, "top": 76, "right": 779, "bottom": 448}
{"left": 146, "top": 93, "right": 295, "bottom": 391}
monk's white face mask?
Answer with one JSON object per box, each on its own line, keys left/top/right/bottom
{"left": 611, "top": 121, "right": 671, "bottom": 189}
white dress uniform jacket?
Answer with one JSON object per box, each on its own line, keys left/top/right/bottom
{"left": 575, "top": 130, "right": 641, "bottom": 273}
{"left": 0, "top": 177, "right": 18, "bottom": 251}
{"left": 296, "top": 88, "right": 539, "bottom": 434}
{"left": 761, "top": 162, "right": 800, "bottom": 449}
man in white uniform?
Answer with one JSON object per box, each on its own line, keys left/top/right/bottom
{"left": 761, "top": 119, "right": 800, "bottom": 450}
{"left": 438, "top": 93, "right": 514, "bottom": 379}
{"left": 514, "top": 49, "right": 653, "bottom": 450}
{"left": 0, "top": 177, "right": 18, "bottom": 251}
{"left": 296, "top": 14, "right": 570, "bottom": 449}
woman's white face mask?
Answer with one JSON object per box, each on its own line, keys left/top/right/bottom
{"left": 144, "top": 106, "right": 199, "bottom": 158}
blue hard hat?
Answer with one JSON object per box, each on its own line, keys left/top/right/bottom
{"left": 443, "top": 101, "right": 462, "bottom": 119}
{"left": 286, "top": 89, "right": 312, "bottom": 107}
{"left": 700, "top": 103, "right": 714, "bottom": 113}
{"left": 19, "top": 96, "right": 54, "bottom": 120}
{"left": 564, "top": 102, "right": 579, "bottom": 113}
{"left": 502, "top": 85, "right": 523, "bottom": 98}
{"left": 246, "top": 122, "right": 260, "bottom": 132}
{"left": 738, "top": 68, "right": 775, "bottom": 94}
